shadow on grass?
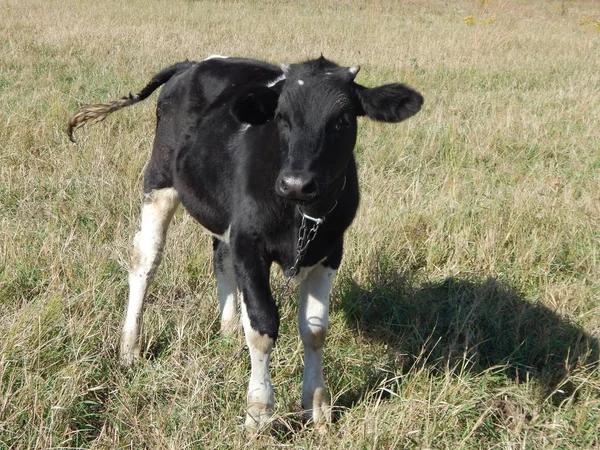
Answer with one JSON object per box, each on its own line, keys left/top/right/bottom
{"left": 334, "top": 260, "right": 599, "bottom": 410}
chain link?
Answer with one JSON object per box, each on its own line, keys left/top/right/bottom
{"left": 288, "top": 215, "right": 322, "bottom": 279}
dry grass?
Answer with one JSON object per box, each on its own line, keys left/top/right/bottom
{"left": 1, "top": 0, "right": 599, "bottom": 448}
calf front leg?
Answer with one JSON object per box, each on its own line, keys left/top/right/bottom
{"left": 121, "top": 187, "right": 180, "bottom": 365}
{"left": 213, "top": 238, "right": 239, "bottom": 335}
{"left": 232, "top": 234, "right": 279, "bottom": 430}
{"left": 298, "top": 263, "right": 336, "bottom": 425}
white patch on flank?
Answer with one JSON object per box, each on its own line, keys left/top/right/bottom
{"left": 121, "top": 187, "right": 180, "bottom": 365}
{"left": 213, "top": 238, "right": 239, "bottom": 335}
{"left": 241, "top": 299, "right": 274, "bottom": 429}
{"left": 297, "top": 79, "right": 305, "bottom": 86}
{"left": 267, "top": 73, "right": 286, "bottom": 87}
{"left": 298, "top": 264, "right": 336, "bottom": 424}
{"left": 204, "top": 54, "right": 229, "bottom": 60}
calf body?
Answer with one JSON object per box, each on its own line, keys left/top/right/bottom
{"left": 68, "top": 55, "right": 423, "bottom": 428}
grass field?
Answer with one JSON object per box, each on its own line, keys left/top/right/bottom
{"left": 1, "top": 0, "right": 599, "bottom": 448}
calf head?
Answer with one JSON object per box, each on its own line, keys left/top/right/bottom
{"left": 232, "top": 56, "right": 424, "bottom": 215}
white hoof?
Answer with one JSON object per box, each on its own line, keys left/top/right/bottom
{"left": 244, "top": 403, "right": 273, "bottom": 431}
{"left": 120, "top": 329, "right": 141, "bottom": 366}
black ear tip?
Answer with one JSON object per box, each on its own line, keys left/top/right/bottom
{"left": 415, "top": 92, "right": 424, "bottom": 107}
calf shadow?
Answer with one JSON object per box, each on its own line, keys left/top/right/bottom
{"left": 334, "top": 261, "right": 598, "bottom": 410}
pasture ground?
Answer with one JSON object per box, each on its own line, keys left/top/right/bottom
{"left": 1, "top": 0, "right": 599, "bottom": 448}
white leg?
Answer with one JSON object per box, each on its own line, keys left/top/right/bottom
{"left": 213, "top": 241, "right": 239, "bottom": 335}
{"left": 120, "top": 187, "right": 180, "bottom": 365}
{"left": 298, "top": 264, "right": 336, "bottom": 425}
{"left": 241, "top": 299, "right": 274, "bottom": 430}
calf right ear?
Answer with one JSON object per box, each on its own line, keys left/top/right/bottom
{"left": 231, "top": 85, "right": 280, "bottom": 125}
{"left": 354, "top": 83, "right": 424, "bottom": 123}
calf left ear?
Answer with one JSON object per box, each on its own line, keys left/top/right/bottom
{"left": 231, "top": 85, "right": 280, "bottom": 125}
{"left": 354, "top": 83, "right": 424, "bottom": 123}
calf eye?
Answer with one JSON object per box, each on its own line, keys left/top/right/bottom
{"left": 332, "top": 115, "right": 350, "bottom": 131}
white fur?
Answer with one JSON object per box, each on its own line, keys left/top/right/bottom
{"left": 204, "top": 54, "right": 229, "bottom": 60}
{"left": 297, "top": 79, "right": 305, "bottom": 86}
{"left": 238, "top": 123, "right": 251, "bottom": 135}
{"left": 241, "top": 300, "right": 274, "bottom": 429}
{"left": 298, "top": 264, "right": 336, "bottom": 424}
{"left": 267, "top": 73, "right": 286, "bottom": 87}
{"left": 292, "top": 257, "right": 327, "bottom": 284}
{"left": 121, "top": 188, "right": 180, "bottom": 365}
{"left": 212, "top": 225, "right": 231, "bottom": 245}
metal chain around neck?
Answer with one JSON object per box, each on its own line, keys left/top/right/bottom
{"left": 283, "top": 175, "right": 346, "bottom": 289}
{"left": 287, "top": 211, "right": 324, "bottom": 281}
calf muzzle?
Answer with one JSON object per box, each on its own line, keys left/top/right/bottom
{"left": 276, "top": 170, "right": 318, "bottom": 202}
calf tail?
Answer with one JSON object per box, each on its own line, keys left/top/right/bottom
{"left": 67, "top": 60, "right": 195, "bottom": 142}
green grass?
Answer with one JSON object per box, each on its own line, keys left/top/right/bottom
{"left": 1, "top": 0, "right": 599, "bottom": 448}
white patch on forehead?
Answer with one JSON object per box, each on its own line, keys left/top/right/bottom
{"left": 297, "top": 79, "right": 305, "bottom": 86}
{"left": 267, "top": 73, "right": 286, "bottom": 87}
{"left": 204, "top": 54, "right": 229, "bottom": 60}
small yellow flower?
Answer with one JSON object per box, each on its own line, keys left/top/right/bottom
{"left": 483, "top": 15, "right": 496, "bottom": 25}
{"left": 464, "top": 15, "right": 475, "bottom": 26}
{"left": 579, "top": 16, "right": 594, "bottom": 26}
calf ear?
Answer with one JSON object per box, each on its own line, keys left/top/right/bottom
{"left": 355, "top": 83, "right": 424, "bottom": 123}
{"left": 231, "top": 85, "right": 280, "bottom": 125}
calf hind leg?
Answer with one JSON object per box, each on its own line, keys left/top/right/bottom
{"left": 120, "top": 187, "right": 180, "bottom": 365}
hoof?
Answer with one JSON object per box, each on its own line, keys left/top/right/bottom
{"left": 244, "top": 403, "right": 273, "bottom": 432}
{"left": 303, "top": 387, "right": 332, "bottom": 425}
{"left": 314, "top": 423, "right": 329, "bottom": 434}
{"left": 120, "top": 329, "right": 141, "bottom": 366}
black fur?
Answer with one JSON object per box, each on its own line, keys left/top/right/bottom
{"left": 74, "top": 56, "right": 423, "bottom": 339}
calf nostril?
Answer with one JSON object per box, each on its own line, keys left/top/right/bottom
{"left": 276, "top": 172, "right": 318, "bottom": 200}
{"left": 277, "top": 177, "right": 291, "bottom": 194}
{"left": 301, "top": 178, "right": 317, "bottom": 195}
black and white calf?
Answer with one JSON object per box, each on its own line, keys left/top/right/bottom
{"left": 68, "top": 55, "right": 423, "bottom": 428}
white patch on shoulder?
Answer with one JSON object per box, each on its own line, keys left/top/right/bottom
{"left": 297, "top": 79, "right": 305, "bottom": 86}
{"left": 212, "top": 225, "right": 231, "bottom": 245}
{"left": 239, "top": 123, "right": 251, "bottom": 134}
{"left": 204, "top": 54, "right": 229, "bottom": 60}
{"left": 267, "top": 74, "right": 286, "bottom": 87}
